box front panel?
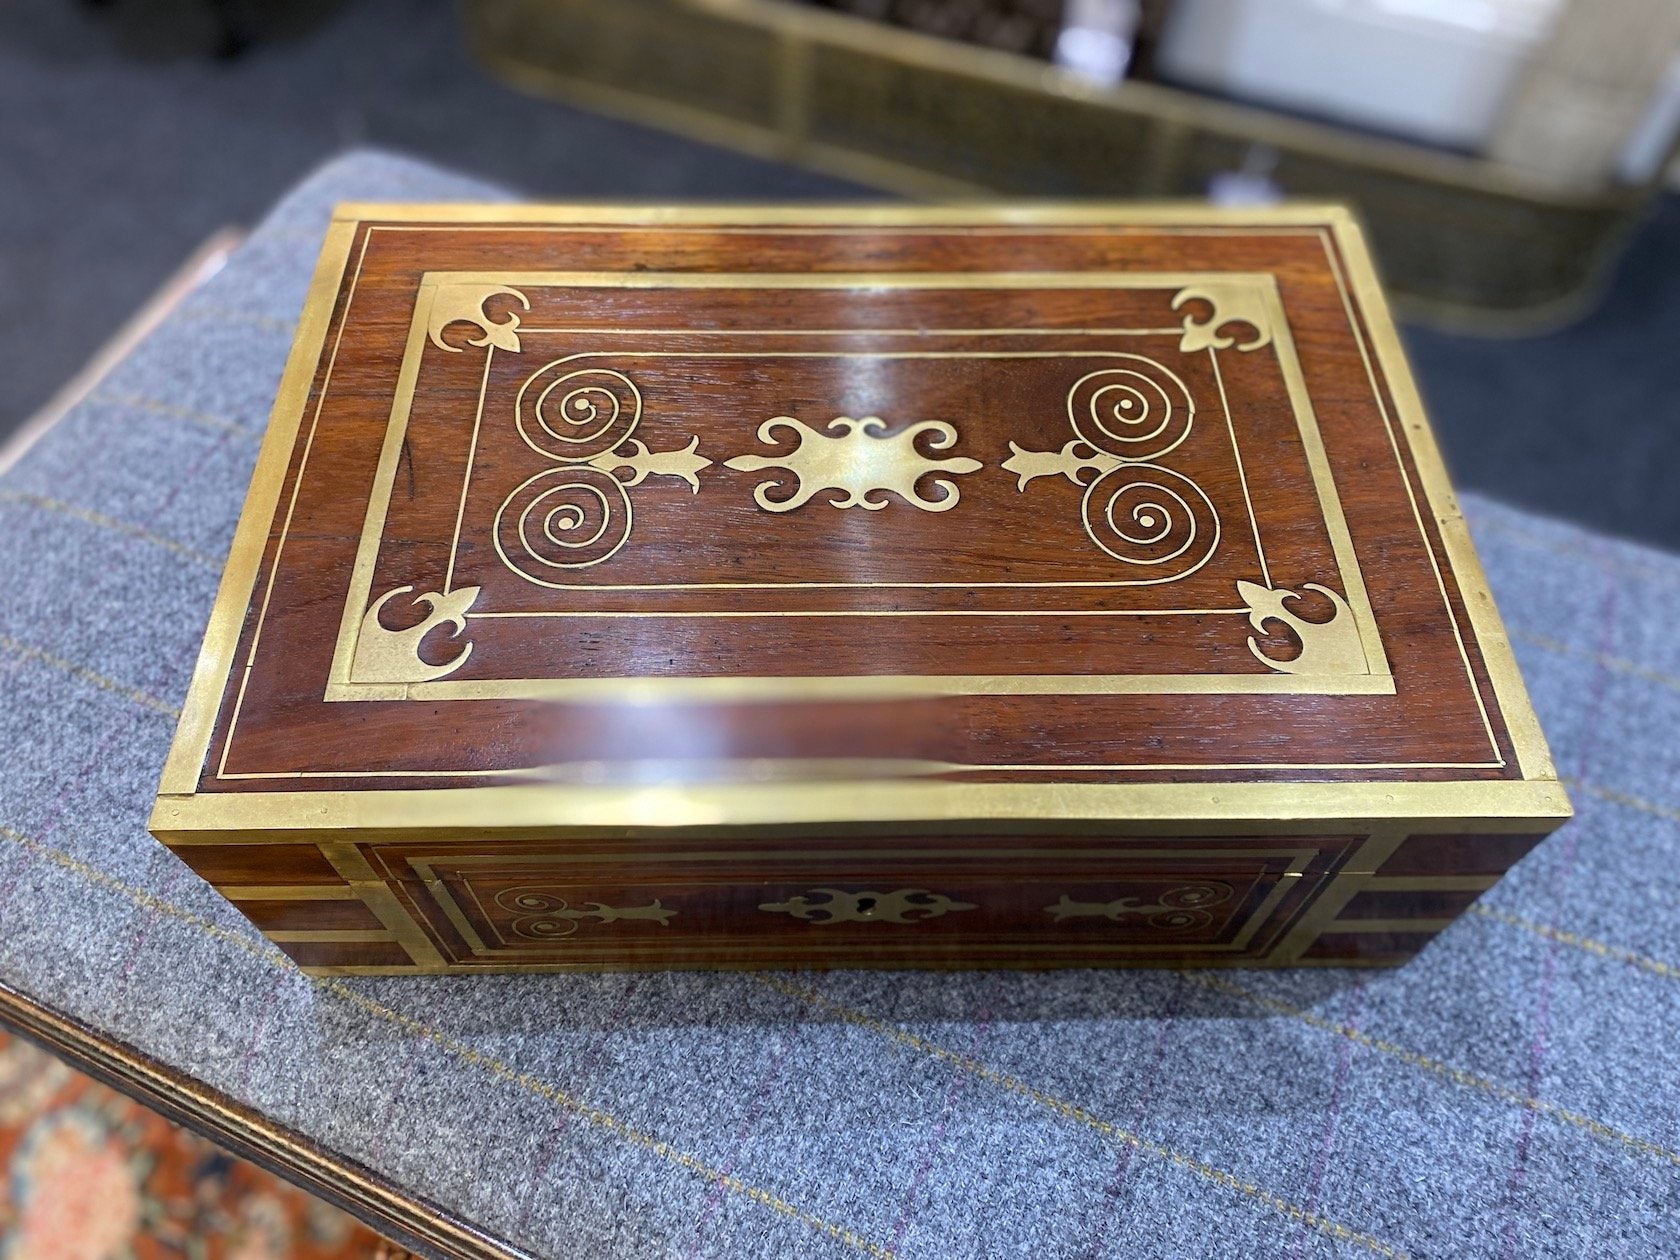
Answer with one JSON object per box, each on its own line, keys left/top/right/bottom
{"left": 354, "top": 833, "right": 1362, "bottom": 969}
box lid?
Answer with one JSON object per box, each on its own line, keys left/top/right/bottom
{"left": 152, "top": 204, "right": 1568, "bottom": 837}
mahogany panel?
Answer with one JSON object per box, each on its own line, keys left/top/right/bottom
{"left": 149, "top": 205, "right": 1570, "bottom": 973}
{"left": 232, "top": 899, "right": 388, "bottom": 934}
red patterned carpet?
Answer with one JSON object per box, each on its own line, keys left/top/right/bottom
{"left": 0, "top": 1028, "right": 393, "bottom": 1258}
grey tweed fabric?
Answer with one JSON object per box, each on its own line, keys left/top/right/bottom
{"left": 3, "top": 151, "right": 1679, "bottom": 1260}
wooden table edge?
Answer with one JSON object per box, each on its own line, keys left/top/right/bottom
{"left": 0, "top": 977, "right": 528, "bottom": 1260}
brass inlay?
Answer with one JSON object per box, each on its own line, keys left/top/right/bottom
{"left": 757, "top": 887, "right": 977, "bottom": 924}
{"left": 147, "top": 209, "right": 1560, "bottom": 803}
{"left": 1004, "top": 358, "right": 1219, "bottom": 580}
{"left": 314, "top": 271, "right": 1397, "bottom": 715}
{"left": 494, "top": 363, "right": 710, "bottom": 585}
{"left": 427, "top": 282, "right": 528, "bottom": 354}
{"left": 725, "top": 415, "right": 981, "bottom": 512}
{"left": 351, "top": 586, "right": 479, "bottom": 684}
{"left": 1045, "top": 881, "right": 1235, "bottom": 931}
{"left": 1238, "top": 581, "right": 1367, "bottom": 676}
{"left": 1172, "top": 282, "right": 1273, "bottom": 353}
{"left": 590, "top": 436, "right": 710, "bottom": 489}
{"left": 495, "top": 887, "right": 675, "bottom": 940}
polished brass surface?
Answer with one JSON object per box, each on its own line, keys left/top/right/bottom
{"left": 723, "top": 415, "right": 982, "bottom": 513}
{"left": 757, "top": 888, "right": 978, "bottom": 923}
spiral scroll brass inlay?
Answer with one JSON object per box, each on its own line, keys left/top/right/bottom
{"left": 1003, "top": 355, "right": 1219, "bottom": 582}
{"left": 495, "top": 361, "right": 712, "bottom": 587}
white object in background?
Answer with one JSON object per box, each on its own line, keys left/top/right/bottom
{"left": 1156, "top": 0, "right": 1566, "bottom": 150}
{"left": 1622, "top": 53, "right": 1680, "bottom": 183}
{"left": 1054, "top": 0, "right": 1142, "bottom": 86}
{"left": 1207, "top": 146, "right": 1285, "bottom": 206}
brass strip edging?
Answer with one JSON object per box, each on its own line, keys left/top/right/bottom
{"left": 0, "top": 976, "right": 531, "bottom": 1260}
{"left": 1319, "top": 918, "right": 1455, "bottom": 934}
{"left": 156, "top": 219, "right": 360, "bottom": 796}
{"left": 222, "top": 886, "right": 361, "bottom": 902}
{"left": 1361, "top": 876, "right": 1499, "bottom": 892}
{"left": 317, "top": 842, "right": 447, "bottom": 969}
{"left": 1268, "top": 829, "right": 1407, "bottom": 964}
{"left": 1326, "top": 216, "right": 1563, "bottom": 790}
{"left": 267, "top": 929, "right": 395, "bottom": 944}
{"left": 151, "top": 780, "right": 1572, "bottom": 839}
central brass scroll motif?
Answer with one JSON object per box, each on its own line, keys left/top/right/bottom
{"left": 724, "top": 416, "right": 982, "bottom": 512}
{"left": 496, "top": 888, "right": 676, "bottom": 941}
{"left": 1003, "top": 358, "right": 1220, "bottom": 579}
{"left": 1045, "top": 882, "right": 1235, "bottom": 931}
{"left": 758, "top": 888, "right": 977, "bottom": 924}
{"left": 494, "top": 364, "right": 711, "bottom": 587}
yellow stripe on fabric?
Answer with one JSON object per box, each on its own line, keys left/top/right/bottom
{"left": 759, "top": 977, "right": 1407, "bottom": 1259}
{"left": 1512, "top": 628, "right": 1680, "bottom": 698}
{"left": 1186, "top": 974, "right": 1680, "bottom": 1168}
{"left": 1473, "top": 903, "right": 1680, "bottom": 983}
{"left": 88, "top": 390, "right": 255, "bottom": 438}
{"left": 0, "top": 823, "right": 893, "bottom": 1259}
{"left": 1568, "top": 778, "right": 1680, "bottom": 827}
{"left": 0, "top": 490, "right": 219, "bottom": 568}
{"left": 315, "top": 979, "right": 893, "bottom": 1258}
{"left": 0, "top": 634, "right": 179, "bottom": 718}
{"left": 173, "top": 304, "right": 297, "bottom": 334}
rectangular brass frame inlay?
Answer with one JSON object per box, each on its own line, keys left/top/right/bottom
{"left": 324, "top": 269, "right": 1389, "bottom": 705}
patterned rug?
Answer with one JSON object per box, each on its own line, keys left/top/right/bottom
{"left": 0, "top": 1028, "right": 392, "bottom": 1259}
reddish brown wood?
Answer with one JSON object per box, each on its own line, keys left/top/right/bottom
{"left": 152, "top": 208, "right": 1569, "bottom": 972}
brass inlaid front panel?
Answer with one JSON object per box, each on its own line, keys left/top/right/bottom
{"left": 361, "top": 837, "right": 1354, "bottom": 967}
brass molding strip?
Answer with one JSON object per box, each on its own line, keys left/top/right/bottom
{"left": 222, "top": 886, "right": 361, "bottom": 902}
{"left": 1319, "top": 919, "right": 1456, "bottom": 934}
{"left": 156, "top": 218, "right": 360, "bottom": 797}
{"left": 1323, "top": 217, "right": 1560, "bottom": 787}
{"left": 0, "top": 977, "right": 533, "bottom": 1260}
{"left": 266, "top": 929, "right": 395, "bottom": 944}
{"left": 1361, "top": 876, "right": 1499, "bottom": 892}
{"left": 151, "top": 779, "right": 1571, "bottom": 841}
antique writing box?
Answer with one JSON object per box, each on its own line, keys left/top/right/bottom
{"left": 150, "top": 204, "right": 1570, "bottom": 974}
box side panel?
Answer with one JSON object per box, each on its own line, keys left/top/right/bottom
{"left": 158, "top": 820, "right": 1558, "bottom": 973}
{"left": 157, "top": 819, "right": 1559, "bottom": 974}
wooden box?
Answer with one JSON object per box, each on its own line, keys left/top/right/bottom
{"left": 149, "top": 204, "right": 1570, "bottom": 974}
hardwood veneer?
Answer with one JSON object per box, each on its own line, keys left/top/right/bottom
{"left": 149, "top": 204, "right": 1569, "bottom": 972}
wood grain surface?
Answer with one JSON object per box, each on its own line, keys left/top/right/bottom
{"left": 151, "top": 207, "right": 1568, "bottom": 971}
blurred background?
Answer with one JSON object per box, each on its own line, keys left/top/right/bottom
{"left": 2, "top": 1, "right": 1678, "bottom": 1251}
{"left": 4, "top": 0, "right": 1680, "bottom": 555}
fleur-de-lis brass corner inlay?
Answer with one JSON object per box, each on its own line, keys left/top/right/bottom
{"left": 1172, "top": 282, "right": 1272, "bottom": 354}
{"left": 725, "top": 416, "right": 981, "bottom": 512}
{"left": 1046, "top": 882, "right": 1235, "bottom": 931}
{"left": 496, "top": 888, "right": 675, "bottom": 941}
{"left": 351, "top": 585, "right": 479, "bottom": 684}
{"left": 1237, "top": 580, "right": 1366, "bottom": 675}
{"left": 497, "top": 364, "right": 710, "bottom": 585}
{"left": 758, "top": 888, "right": 977, "bottom": 924}
{"left": 428, "top": 284, "right": 529, "bottom": 354}
{"left": 1006, "top": 360, "right": 1220, "bottom": 580}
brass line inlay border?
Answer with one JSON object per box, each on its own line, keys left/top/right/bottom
{"left": 399, "top": 846, "right": 1315, "bottom": 959}
{"left": 149, "top": 208, "right": 1555, "bottom": 815}
{"left": 313, "top": 267, "right": 1388, "bottom": 717}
